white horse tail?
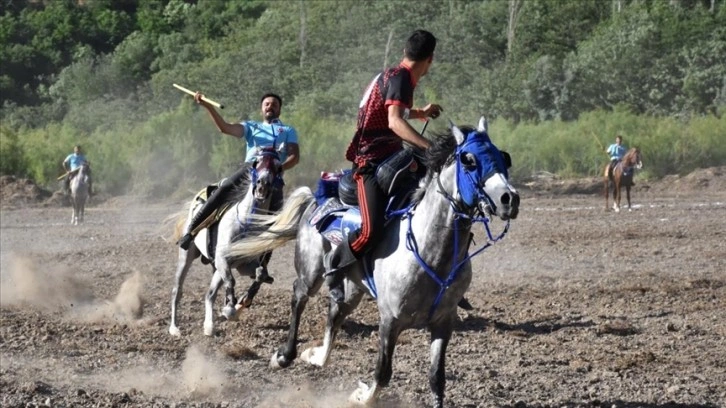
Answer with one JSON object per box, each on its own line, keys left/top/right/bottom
{"left": 223, "top": 186, "right": 314, "bottom": 261}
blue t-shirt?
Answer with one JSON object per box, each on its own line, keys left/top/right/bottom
{"left": 64, "top": 153, "right": 88, "bottom": 170}
{"left": 242, "top": 119, "right": 298, "bottom": 163}
{"left": 607, "top": 144, "right": 626, "bottom": 161}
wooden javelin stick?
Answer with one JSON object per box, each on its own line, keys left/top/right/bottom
{"left": 57, "top": 168, "right": 80, "bottom": 180}
{"left": 173, "top": 83, "right": 224, "bottom": 109}
{"left": 591, "top": 131, "right": 607, "bottom": 154}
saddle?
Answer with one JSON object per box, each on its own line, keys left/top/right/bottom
{"left": 310, "top": 149, "right": 423, "bottom": 245}
{"left": 608, "top": 160, "right": 634, "bottom": 179}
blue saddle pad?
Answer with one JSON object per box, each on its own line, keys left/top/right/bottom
{"left": 309, "top": 189, "right": 415, "bottom": 246}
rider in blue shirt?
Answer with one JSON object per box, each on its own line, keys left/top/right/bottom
{"left": 63, "top": 145, "right": 93, "bottom": 195}
{"left": 177, "top": 92, "right": 300, "bottom": 282}
{"left": 241, "top": 119, "right": 297, "bottom": 163}
{"left": 606, "top": 135, "right": 626, "bottom": 177}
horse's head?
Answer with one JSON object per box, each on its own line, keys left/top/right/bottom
{"left": 448, "top": 117, "right": 519, "bottom": 220}
{"left": 251, "top": 147, "right": 283, "bottom": 202}
{"left": 625, "top": 147, "right": 643, "bottom": 170}
{"left": 77, "top": 162, "right": 90, "bottom": 175}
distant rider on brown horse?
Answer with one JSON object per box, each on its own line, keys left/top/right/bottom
{"left": 605, "top": 135, "right": 627, "bottom": 179}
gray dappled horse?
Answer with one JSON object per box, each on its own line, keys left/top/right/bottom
{"left": 169, "top": 149, "right": 282, "bottom": 337}
{"left": 70, "top": 164, "right": 90, "bottom": 225}
{"left": 225, "top": 118, "right": 519, "bottom": 407}
{"left": 604, "top": 147, "right": 643, "bottom": 212}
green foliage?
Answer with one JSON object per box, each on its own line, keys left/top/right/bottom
{"left": 0, "top": 125, "right": 27, "bottom": 176}
{"left": 3, "top": 0, "right": 725, "bottom": 196}
{"left": 489, "top": 110, "right": 726, "bottom": 182}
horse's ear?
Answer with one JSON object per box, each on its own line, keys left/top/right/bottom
{"left": 477, "top": 116, "right": 488, "bottom": 133}
{"left": 449, "top": 120, "right": 465, "bottom": 145}
{"left": 501, "top": 150, "right": 512, "bottom": 169}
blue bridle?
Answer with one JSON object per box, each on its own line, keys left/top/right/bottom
{"left": 455, "top": 130, "right": 509, "bottom": 213}
{"left": 387, "top": 129, "right": 511, "bottom": 318}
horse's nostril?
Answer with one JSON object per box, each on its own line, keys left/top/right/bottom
{"left": 501, "top": 193, "right": 511, "bottom": 206}
{"left": 511, "top": 193, "right": 520, "bottom": 208}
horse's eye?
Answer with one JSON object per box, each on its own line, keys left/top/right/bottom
{"left": 461, "top": 153, "right": 477, "bottom": 170}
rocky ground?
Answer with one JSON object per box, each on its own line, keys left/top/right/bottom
{"left": 1, "top": 168, "right": 724, "bottom": 408}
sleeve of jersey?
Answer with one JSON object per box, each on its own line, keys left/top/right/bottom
{"left": 383, "top": 70, "right": 413, "bottom": 109}
{"left": 285, "top": 127, "right": 299, "bottom": 144}
{"left": 242, "top": 121, "right": 251, "bottom": 141}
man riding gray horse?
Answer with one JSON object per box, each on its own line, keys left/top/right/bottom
{"left": 324, "top": 29, "right": 443, "bottom": 301}
{"left": 63, "top": 145, "right": 93, "bottom": 196}
{"left": 177, "top": 91, "right": 300, "bottom": 283}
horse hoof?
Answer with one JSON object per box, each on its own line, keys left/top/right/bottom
{"left": 169, "top": 326, "right": 181, "bottom": 337}
{"left": 222, "top": 305, "right": 238, "bottom": 321}
{"left": 269, "top": 351, "right": 293, "bottom": 369}
{"left": 203, "top": 323, "right": 214, "bottom": 336}
{"left": 300, "top": 347, "right": 326, "bottom": 367}
{"left": 348, "top": 381, "right": 375, "bottom": 406}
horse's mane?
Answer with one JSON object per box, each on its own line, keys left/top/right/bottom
{"left": 411, "top": 126, "right": 474, "bottom": 204}
{"left": 224, "top": 163, "right": 253, "bottom": 206}
{"left": 623, "top": 147, "right": 640, "bottom": 164}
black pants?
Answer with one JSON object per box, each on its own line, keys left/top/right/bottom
{"left": 347, "top": 162, "right": 386, "bottom": 257}
{"left": 189, "top": 165, "right": 284, "bottom": 234}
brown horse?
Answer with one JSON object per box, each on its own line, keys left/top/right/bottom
{"left": 604, "top": 147, "right": 642, "bottom": 212}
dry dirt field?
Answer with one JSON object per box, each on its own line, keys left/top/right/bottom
{"left": 1, "top": 168, "right": 725, "bottom": 408}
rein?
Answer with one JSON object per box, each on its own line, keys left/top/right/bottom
{"left": 236, "top": 167, "right": 260, "bottom": 232}
{"left": 386, "top": 166, "right": 509, "bottom": 319}
{"left": 234, "top": 154, "right": 280, "bottom": 232}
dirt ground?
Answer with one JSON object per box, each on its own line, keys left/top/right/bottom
{"left": 1, "top": 168, "right": 724, "bottom": 408}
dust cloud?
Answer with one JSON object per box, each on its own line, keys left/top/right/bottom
{"left": 0, "top": 254, "right": 144, "bottom": 323}
{"left": 76, "top": 270, "right": 145, "bottom": 323}
{"left": 0, "top": 254, "right": 93, "bottom": 309}
{"left": 181, "top": 345, "right": 228, "bottom": 396}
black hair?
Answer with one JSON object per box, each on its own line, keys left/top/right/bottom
{"left": 260, "top": 93, "right": 283, "bottom": 107}
{"left": 404, "top": 30, "right": 437, "bottom": 61}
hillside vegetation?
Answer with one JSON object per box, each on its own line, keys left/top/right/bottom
{"left": 1, "top": 0, "right": 724, "bottom": 196}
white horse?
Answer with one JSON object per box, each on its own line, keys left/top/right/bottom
{"left": 70, "top": 164, "right": 90, "bottom": 225}
{"left": 224, "top": 118, "right": 519, "bottom": 407}
{"left": 169, "top": 149, "right": 282, "bottom": 337}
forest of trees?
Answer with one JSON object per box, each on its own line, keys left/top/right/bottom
{"left": 1, "top": 0, "right": 724, "bottom": 197}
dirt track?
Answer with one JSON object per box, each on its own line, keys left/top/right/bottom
{"left": 1, "top": 171, "right": 725, "bottom": 408}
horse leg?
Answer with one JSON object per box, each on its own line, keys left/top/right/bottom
{"left": 218, "top": 261, "right": 238, "bottom": 321}
{"left": 203, "top": 269, "right": 225, "bottom": 336}
{"left": 626, "top": 185, "right": 632, "bottom": 211}
{"left": 271, "top": 276, "right": 318, "bottom": 368}
{"left": 428, "top": 319, "right": 454, "bottom": 408}
{"left": 237, "top": 280, "right": 262, "bottom": 310}
{"left": 300, "top": 280, "right": 365, "bottom": 367}
{"left": 349, "top": 317, "right": 402, "bottom": 405}
{"left": 169, "top": 245, "right": 200, "bottom": 336}
{"left": 604, "top": 177, "right": 609, "bottom": 211}
{"left": 613, "top": 181, "right": 621, "bottom": 213}
{"left": 210, "top": 232, "right": 238, "bottom": 320}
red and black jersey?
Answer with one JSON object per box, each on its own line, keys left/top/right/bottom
{"left": 345, "top": 63, "right": 417, "bottom": 166}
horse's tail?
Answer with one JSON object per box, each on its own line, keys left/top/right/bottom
{"left": 165, "top": 202, "right": 192, "bottom": 244}
{"left": 223, "top": 186, "right": 314, "bottom": 261}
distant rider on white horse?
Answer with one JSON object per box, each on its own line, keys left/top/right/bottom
{"left": 63, "top": 145, "right": 93, "bottom": 196}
